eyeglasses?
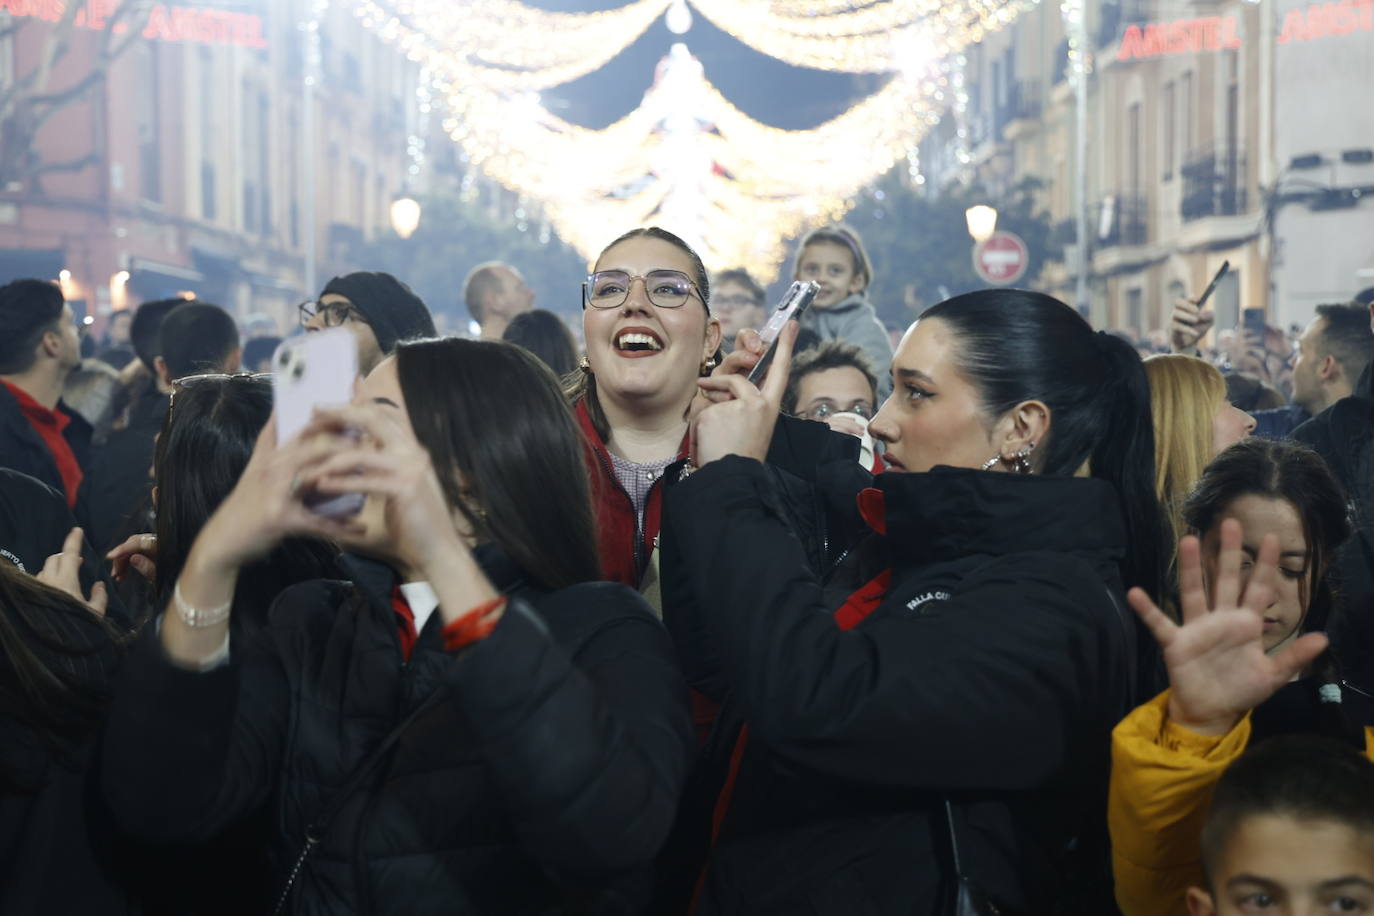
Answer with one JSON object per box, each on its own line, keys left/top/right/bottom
{"left": 169, "top": 372, "right": 272, "bottom": 411}
{"left": 298, "top": 300, "right": 365, "bottom": 328}
{"left": 582, "top": 269, "right": 703, "bottom": 310}
{"left": 801, "top": 401, "right": 873, "bottom": 422}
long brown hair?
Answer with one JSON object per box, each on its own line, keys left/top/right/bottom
{"left": 395, "top": 337, "right": 600, "bottom": 590}
{"left": 0, "top": 562, "right": 121, "bottom": 791}
{"left": 1184, "top": 438, "right": 1351, "bottom": 650}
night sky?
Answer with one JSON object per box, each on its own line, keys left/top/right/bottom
{"left": 524, "top": 0, "right": 889, "bottom": 131}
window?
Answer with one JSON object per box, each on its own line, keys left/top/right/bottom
{"left": 1180, "top": 71, "right": 1194, "bottom": 154}
{"left": 1162, "top": 81, "right": 1175, "bottom": 180}
{"left": 199, "top": 48, "right": 216, "bottom": 221}
{"left": 136, "top": 46, "right": 161, "bottom": 202}
{"left": 1127, "top": 102, "right": 1141, "bottom": 194}
{"left": 1126, "top": 288, "right": 1144, "bottom": 333}
{"left": 258, "top": 93, "right": 272, "bottom": 237}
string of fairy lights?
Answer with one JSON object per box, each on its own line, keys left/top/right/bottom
{"left": 351, "top": 0, "right": 1038, "bottom": 277}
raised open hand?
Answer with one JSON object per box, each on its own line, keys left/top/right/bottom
{"left": 1127, "top": 519, "right": 1328, "bottom": 736}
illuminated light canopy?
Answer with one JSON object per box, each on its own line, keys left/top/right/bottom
{"left": 353, "top": 0, "right": 1037, "bottom": 277}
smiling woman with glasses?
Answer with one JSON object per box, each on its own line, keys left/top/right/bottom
{"left": 564, "top": 227, "right": 723, "bottom": 596}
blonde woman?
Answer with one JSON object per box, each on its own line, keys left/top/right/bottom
{"left": 1144, "top": 354, "right": 1256, "bottom": 554}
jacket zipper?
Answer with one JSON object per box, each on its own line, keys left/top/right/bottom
{"left": 590, "top": 444, "right": 649, "bottom": 573}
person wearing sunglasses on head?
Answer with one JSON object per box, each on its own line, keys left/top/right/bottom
{"left": 299, "top": 271, "right": 436, "bottom": 376}
{"left": 84, "top": 301, "right": 240, "bottom": 560}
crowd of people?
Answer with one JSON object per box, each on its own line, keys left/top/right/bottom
{"left": 1, "top": 220, "right": 1372, "bottom": 916}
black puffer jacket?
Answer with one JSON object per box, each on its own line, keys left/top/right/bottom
{"left": 662, "top": 457, "right": 1139, "bottom": 915}
{"left": 1294, "top": 360, "right": 1374, "bottom": 678}
{"left": 102, "top": 549, "right": 693, "bottom": 916}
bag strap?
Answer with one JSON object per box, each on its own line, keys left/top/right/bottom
{"left": 272, "top": 692, "right": 441, "bottom": 915}
{"left": 944, "top": 799, "right": 969, "bottom": 880}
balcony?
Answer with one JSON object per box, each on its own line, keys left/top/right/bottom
{"left": 1181, "top": 149, "right": 1249, "bottom": 221}
{"left": 1052, "top": 218, "right": 1078, "bottom": 248}
{"left": 1098, "top": 194, "right": 1149, "bottom": 247}
{"left": 996, "top": 81, "right": 1043, "bottom": 138}
{"left": 1097, "top": 0, "right": 1150, "bottom": 47}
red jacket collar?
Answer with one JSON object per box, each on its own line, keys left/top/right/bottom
{"left": 1, "top": 380, "right": 69, "bottom": 432}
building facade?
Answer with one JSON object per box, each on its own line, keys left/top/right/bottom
{"left": 0, "top": 0, "right": 421, "bottom": 334}
{"left": 918, "top": 0, "right": 1374, "bottom": 334}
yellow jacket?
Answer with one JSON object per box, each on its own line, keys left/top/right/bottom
{"left": 1108, "top": 689, "right": 1374, "bottom": 915}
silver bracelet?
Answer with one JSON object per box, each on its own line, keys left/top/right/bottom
{"left": 173, "top": 581, "right": 233, "bottom": 628}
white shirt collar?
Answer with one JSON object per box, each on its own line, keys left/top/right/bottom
{"left": 398, "top": 581, "right": 440, "bottom": 635}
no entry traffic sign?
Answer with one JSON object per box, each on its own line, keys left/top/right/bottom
{"left": 973, "top": 231, "right": 1030, "bottom": 285}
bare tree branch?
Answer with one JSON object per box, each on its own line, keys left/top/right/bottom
{"left": 0, "top": 1, "right": 155, "bottom": 187}
{"left": 32, "top": 152, "right": 102, "bottom": 176}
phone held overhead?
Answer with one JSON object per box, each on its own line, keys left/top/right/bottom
{"left": 273, "top": 328, "right": 366, "bottom": 518}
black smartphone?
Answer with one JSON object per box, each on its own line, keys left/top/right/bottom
{"left": 1196, "top": 260, "right": 1230, "bottom": 310}
{"left": 1242, "top": 307, "right": 1267, "bottom": 341}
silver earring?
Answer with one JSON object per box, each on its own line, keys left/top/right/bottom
{"left": 579, "top": 355, "right": 590, "bottom": 373}
{"left": 1013, "top": 442, "right": 1036, "bottom": 475}
{"left": 979, "top": 454, "right": 1000, "bottom": 471}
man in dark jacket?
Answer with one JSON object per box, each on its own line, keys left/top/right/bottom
{"left": 84, "top": 299, "right": 240, "bottom": 552}
{"left": 1293, "top": 298, "right": 1374, "bottom": 682}
{"left": 0, "top": 279, "right": 89, "bottom": 510}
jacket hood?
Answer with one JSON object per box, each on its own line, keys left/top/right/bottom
{"left": 801, "top": 292, "right": 870, "bottom": 322}
{"left": 868, "top": 466, "right": 1128, "bottom": 571}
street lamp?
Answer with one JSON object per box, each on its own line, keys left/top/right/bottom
{"left": 390, "top": 197, "right": 422, "bottom": 239}
{"left": 965, "top": 204, "right": 998, "bottom": 243}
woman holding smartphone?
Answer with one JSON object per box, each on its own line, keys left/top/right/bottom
{"left": 568, "top": 226, "right": 724, "bottom": 594}
{"left": 101, "top": 338, "right": 693, "bottom": 915}
{"left": 665, "top": 289, "right": 1168, "bottom": 913}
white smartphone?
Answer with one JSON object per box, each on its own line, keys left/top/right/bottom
{"left": 747, "top": 280, "right": 820, "bottom": 384}
{"left": 272, "top": 329, "right": 365, "bottom": 518}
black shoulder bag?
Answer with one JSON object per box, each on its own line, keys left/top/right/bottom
{"left": 940, "top": 585, "right": 1138, "bottom": 916}
{"left": 271, "top": 695, "right": 440, "bottom": 915}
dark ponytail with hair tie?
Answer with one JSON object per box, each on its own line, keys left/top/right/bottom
{"left": 1090, "top": 330, "right": 1170, "bottom": 607}
{"left": 920, "top": 291, "right": 1169, "bottom": 605}
{"left": 922, "top": 291, "right": 1169, "bottom": 698}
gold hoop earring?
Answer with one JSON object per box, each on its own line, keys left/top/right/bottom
{"left": 701, "top": 356, "right": 717, "bottom": 373}
{"left": 579, "top": 355, "right": 590, "bottom": 373}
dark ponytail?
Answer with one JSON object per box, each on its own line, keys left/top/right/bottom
{"left": 1091, "top": 331, "right": 1170, "bottom": 606}
{"left": 920, "top": 290, "right": 1168, "bottom": 605}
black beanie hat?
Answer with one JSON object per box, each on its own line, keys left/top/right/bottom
{"left": 319, "top": 271, "right": 436, "bottom": 354}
